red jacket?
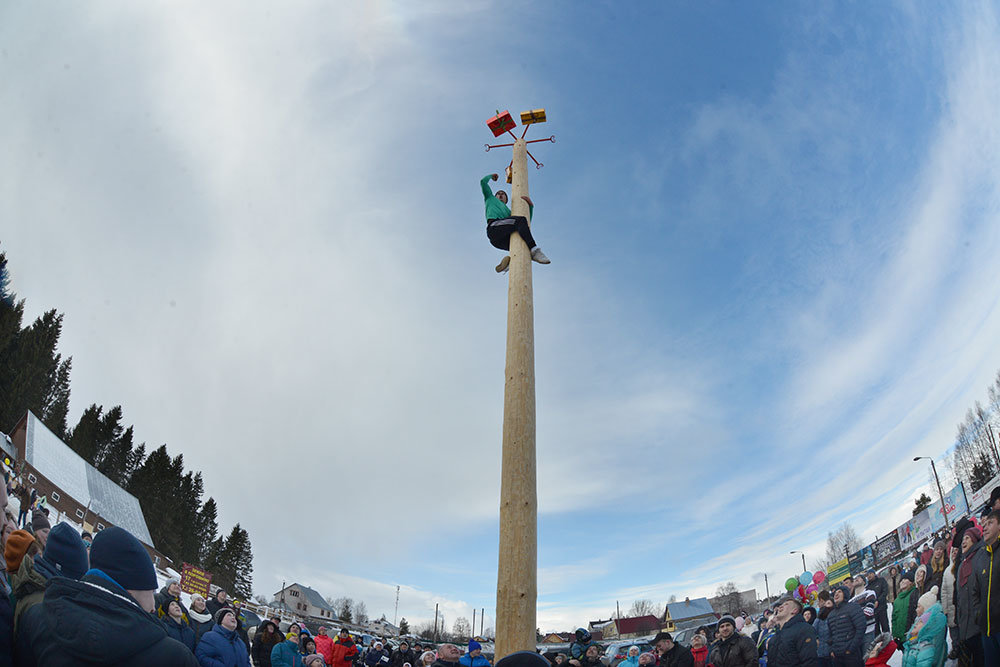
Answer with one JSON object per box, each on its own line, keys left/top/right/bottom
{"left": 690, "top": 645, "right": 708, "bottom": 667}
{"left": 316, "top": 635, "right": 335, "bottom": 664}
{"left": 864, "top": 639, "right": 896, "bottom": 666}
{"left": 331, "top": 638, "right": 360, "bottom": 667}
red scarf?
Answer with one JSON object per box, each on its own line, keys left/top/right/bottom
{"left": 690, "top": 645, "right": 708, "bottom": 667}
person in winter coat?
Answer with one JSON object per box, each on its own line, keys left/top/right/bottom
{"left": 891, "top": 573, "right": 918, "bottom": 643}
{"left": 366, "top": 641, "right": 391, "bottom": 667}
{"left": 814, "top": 593, "right": 833, "bottom": 667}
{"left": 900, "top": 592, "right": 946, "bottom": 667}
{"left": 419, "top": 651, "right": 437, "bottom": 667}
{"left": 393, "top": 641, "right": 418, "bottom": 667}
{"left": 864, "top": 570, "right": 890, "bottom": 634}
{"left": 252, "top": 620, "right": 284, "bottom": 667}
{"left": 705, "top": 616, "right": 754, "bottom": 667}
{"left": 207, "top": 589, "right": 231, "bottom": 617}
{"left": 885, "top": 566, "right": 901, "bottom": 605}
{"left": 190, "top": 594, "right": 216, "bottom": 646}
{"left": 766, "top": 599, "right": 818, "bottom": 667}
{"left": 196, "top": 607, "right": 252, "bottom": 667}
{"left": 330, "top": 629, "right": 360, "bottom": 667}
{"left": 849, "top": 589, "right": 878, "bottom": 654}
{"left": 299, "top": 635, "right": 325, "bottom": 666}
{"left": 570, "top": 629, "right": 599, "bottom": 660}
{"left": 653, "top": 632, "right": 694, "bottom": 667}
{"left": 827, "top": 584, "right": 866, "bottom": 663}
{"left": 912, "top": 565, "right": 928, "bottom": 597}
{"left": 314, "top": 627, "right": 336, "bottom": 666}
{"left": 620, "top": 646, "right": 641, "bottom": 667}
{"left": 970, "top": 510, "right": 1000, "bottom": 667}
{"left": 162, "top": 599, "right": 198, "bottom": 653}
{"left": 954, "top": 526, "right": 983, "bottom": 667}
{"left": 155, "top": 576, "right": 189, "bottom": 618}
{"left": 433, "top": 643, "right": 463, "bottom": 667}
{"left": 688, "top": 636, "right": 708, "bottom": 667}
{"left": 574, "top": 645, "right": 603, "bottom": 667}
{"left": 271, "top": 632, "right": 304, "bottom": 667}
{"left": 863, "top": 633, "right": 896, "bottom": 667}
{"left": 14, "top": 525, "right": 199, "bottom": 666}
{"left": 926, "top": 541, "right": 949, "bottom": 595}
{"left": 460, "top": 640, "right": 491, "bottom": 667}
{"left": 938, "top": 547, "right": 958, "bottom": 658}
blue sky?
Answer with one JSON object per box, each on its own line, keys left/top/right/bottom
{"left": 3, "top": 0, "right": 1000, "bottom": 631}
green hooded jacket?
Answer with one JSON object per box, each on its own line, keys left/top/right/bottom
{"left": 892, "top": 586, "right": 916, "bottom": 641}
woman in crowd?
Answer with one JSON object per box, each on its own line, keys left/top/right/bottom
{"left": 926, "top": 540, "right": 949, "bottom": 593}
{"left": 954, "top": 527, "right": 984, "bottom": 667}
{"left": 252, "top": 619, "right": 284, "bottom": 667}
{"left": 196, "top": 607, "right": 251, "bottom": 667}
{"left": 689, "top": 635, "right": 708, "bottom": 667}
{"left": 161, "top": 599, "right": 196, "bottom": 653}
{"left": 940, "top": 545, "right": 959, "bottom": 660}
{"left": 189, "top": 594, "right": 216, "bottom": 646}
{"left": 419, "top": 651, "right": 436, "bottom": 667}
{"left": 619, "top": 646, "right": 640, "bottom": 667}
{"left": 885, "top": 565, "right": 901, "bottom": 605}
{"left": 271, "top": 632, "right": 303, "bottom": 667}
{"left": 912, "top": 565, "right": 928, "bottom": 597}
{"left": 814, "top": 592, "right": 833, "bottom": 667}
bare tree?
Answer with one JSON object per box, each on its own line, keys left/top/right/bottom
{"left": 715, "top": 582, "right": 742, "bottom": 615}
{"left": 354, "top": 600, "right": 369, "bottom": 624}
{"left": 824, "top": 523, "right": 863, "bottom": 569}
{"left": 332, "top": 597, "right": 354, "bottom": 622}
{"left": 483, "top": 626, "right": 495, "bottom": 639}
{"left": 668, "top": 595, "right": 677, "bottom": 604}
{"left": 453, "top": 617, "right": 472, "bottom": 640}
{"left": 254, "top": 594, "right": 269, "bottom": 605}
{"left": 627, "top": 599, "right": 659, "bottom": 617}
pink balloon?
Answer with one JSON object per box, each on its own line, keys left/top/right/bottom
{"left": 806, "top": 583, "right": 818, "bottom": 594}
{"left": 813, "top": 571, "right": 826, "bottom": 584}
{"left": 735, "top": 617, "right": 745, "bottom": 631}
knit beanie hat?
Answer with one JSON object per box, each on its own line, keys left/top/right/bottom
{"left": 469, "top": 640, "right": 482, "bottom": 653}
{"left": 89, "top": 526, "right": 157, "bottom": 591}
{"left": 900, "top": 571, "right": 914, "bottom": 583}
{"left": 4, "top": 529, "right": 34, "bottom": 572}
{"left": 215, "top": 607, "right": 236, "bottom": 625}
{"left": 917, "top": 586, "right": 938, "bottom": 611}
{"left": 964, "top": 526, "right": 983, "bottom": 543}
{"left": 38, "top": 522, "right": 89, "bottom": 579}
{"left": 496, "top": 651, "right": 551, "bottom": 667}
{"left": 286, "top": 631, "right": 299, "bottom": 641}
{"left": 30, "top": 509, "right": 50, "bottom": 531}
{"left": 718, "top": 615, "right": 737, "bottom": 629}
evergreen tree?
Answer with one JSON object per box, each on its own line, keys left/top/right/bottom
{"left": 205, "top": 524, "right": 254, "bottom": 601}
{"left": 196, "top": 498, "right": 219, "bottom": 564}
{"left": 398, "top": 618, "right": 410, "bottom": 635}
{"left": 0, "top": 254, "right": 73, "bottom": 437}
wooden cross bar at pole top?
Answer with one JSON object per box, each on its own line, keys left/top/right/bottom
{"left": 494, "top": 134, "right": 538, "bottom": 660}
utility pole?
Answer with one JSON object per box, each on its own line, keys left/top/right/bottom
{"left": 394, "top": 585, "right": 400, "bottom": 633}
{"left": 473, "top": 609, "right": 476, "bottom": 640}
{"left": 763, "top": 574, "right": 770, "bottom": 601}
{"left": 616, "top": 601, "right": 621, "bottom": 619}
{"left": 481, "top": 608, "right": 484, "bottom": 636}
{"left": 485, "top": 109, "right": 553, "bottom": 661}
{"left": 914, "top": 456, "right": 951, "bottom": 531}
{"left": 434, "top": 603, "right": 439, "bottom": 643}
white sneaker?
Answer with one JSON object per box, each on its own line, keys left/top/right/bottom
{"left": 530, "top": 247, "right": 551, "bottom": 264}
{"left": 495, "top": 256, "right": 510, "bottom": 273}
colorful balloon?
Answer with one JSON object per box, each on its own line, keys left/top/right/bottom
{"left": 813, "top": 571, "right": 826, "bottom": 584}
{"left": 735, "top": 617, "right": 745, "bottom": 631}
{"left": 799, "top": 571, "right": 813, "bottom": 586}
{"left": 785, "top": 577, "right": 798, "bottom": 591}
{"left": 793, "top": 588, "right": 802, "bottom": 600}
{"left": 806, "top": 583, "right": 819, "bottom": 594}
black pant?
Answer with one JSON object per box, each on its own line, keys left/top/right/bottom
{"left": 487, "top": 217, "right": 536, "bottom": 251}
{"left": 831, "top": 654, "right": 863, "bottom": 667}
{"left": 875, "top": 604, "right": 889, "bottom": 633}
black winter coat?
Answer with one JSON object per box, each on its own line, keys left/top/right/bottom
{"left": 391, "top": 648, "right": 416, "bottom": 667}
{"left": 766, "top": 614, "right": 818, "bottom": 667}
{"left": 162, "top": 616, "right": 197, "bottom": 652}
{"left": 0, "top": 584, "right": 12, "bottom": 667}
{"left": 659, "top": 643, "right": 694, "bottom": 667}
{"left": 826, "top": 598, "right": 866, "bottom": 657}
{"left": 706, "top": 633, "right": 756, "bottom": 667}
{"left": 970, "top": 539, "right": 1000, "bottom": 639}
{"left": 866, "top": 576, "right": 888, "bottom": 605}
{"left": 14, "top": 573, "right": 199, "bottom": 666}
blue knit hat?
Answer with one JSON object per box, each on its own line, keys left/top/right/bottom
{"left": 468, "top": 640, "right": 482, "bottom": 653}
{"left": 38, "top": 523, "right": 89, "bottom": 580}
{"left": 89, "top": 526, "right": 157, "bottom": 591}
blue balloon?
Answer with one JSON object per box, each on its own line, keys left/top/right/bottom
{"left": 799, "top": 571, "right": 813, "bottom": 585}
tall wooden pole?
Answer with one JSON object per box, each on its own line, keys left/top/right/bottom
{"left": 495, "top": 136, "right": 537, "bottom": 659}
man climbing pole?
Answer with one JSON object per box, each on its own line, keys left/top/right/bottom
{"left": 481, "top": 173, "right": 550, "bottom": 273}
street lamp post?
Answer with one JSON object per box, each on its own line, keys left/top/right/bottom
{"left": 790, "top": 551, "right": 807, "bottom": 572}
{"left": 914, "top": 456, "right": 950, "bottom": 531}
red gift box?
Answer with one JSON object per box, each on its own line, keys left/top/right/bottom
{"left": 487, "top": 110, "right": 516, "bottom": 137}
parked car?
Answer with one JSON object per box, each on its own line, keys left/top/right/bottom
{"left": 603, "top": 641, "right": 654, "bottom": 667}
{"left": 671, "top": 623, "right": 717, "bottom": 647}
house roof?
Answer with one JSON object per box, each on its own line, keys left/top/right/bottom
{"left": 290, "top": 583, "right": 335, "bottom": 612}
{"left": 665, "top": 598, "right": 715, "bottom": 621}
{"left": 615, "top": 615, "right": 662, "bottom": 636}
{"left": 23, "top": 411, "right": 153, "bottom": 546}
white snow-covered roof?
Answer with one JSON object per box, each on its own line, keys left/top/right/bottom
{"left": 24, "top": 411, "right": 154, "bottom": 546}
